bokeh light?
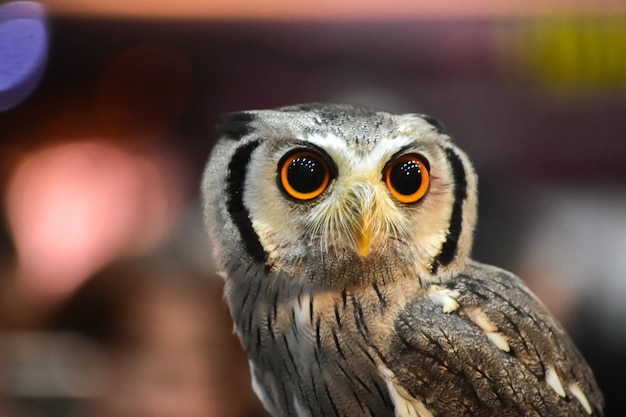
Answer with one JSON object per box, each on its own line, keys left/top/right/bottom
{"left": 0, "top": 1, "right": 48, "bottom": 112}
{"left": 45, "top": 0, "right": 626, "bottom": 20}
{"left": 6, "top": 140, "right": 187, "bottom": 304}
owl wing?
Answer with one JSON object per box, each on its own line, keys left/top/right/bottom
{"left": 381, "top": 261, "right": 603, "bottom": 417}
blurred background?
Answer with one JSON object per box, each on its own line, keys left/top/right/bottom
{"left": 0, "top": 0, "right": 625, "bottom": 415}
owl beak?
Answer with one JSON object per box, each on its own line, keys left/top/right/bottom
{"left": 355, "top": 214, "right": 372, "bottom": 258}
{"left": 346, "top": 183, "right": 375, "bottom": 257}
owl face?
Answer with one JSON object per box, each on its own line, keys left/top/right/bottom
{"left": 203, "top": 104, "right": 477, "bottom": 286}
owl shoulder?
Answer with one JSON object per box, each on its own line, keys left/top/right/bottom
{"left": 379, "top": 261, "right": 603, "bottom": 416}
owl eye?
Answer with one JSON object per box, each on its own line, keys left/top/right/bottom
{"left": 278, "top": 149, "right": 331, "bottom": 201}
{"left": 384, "top": 154, "right": 430, "bottom": 204}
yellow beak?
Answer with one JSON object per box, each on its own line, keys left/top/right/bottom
{"left": 355, "top": 214, "right": 372, "bottom": 257}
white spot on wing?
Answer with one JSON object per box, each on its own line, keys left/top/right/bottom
{"left": 293, "top": 294, "right": 311, "bottom": 329}
{"left": 249, "top": 361, "right": 268, "bottom": 403}
{"left": 379, "top": 366, "right": 434, "bottom": 417}
{"left": 427, "top": 286, "right": 460, "bottom": 313}
{"left": 293, "top": 396, "right": 311, "bottom": 417}
{"left": 465, "top": 308, "right": 496, "bottom": 332}
{"left": 466, "top": 308, "right": 510, "bottom": 352}
{"left": 569, "top": 383, "right": 593, "bottom": 415}
{"left": 249, "top": 361, "right": 279, "bottom": 416}
{"left": 485, "top": 332, "right": 510, "bottom": 352}
{"left": 545, "top": 367, "right": 566, "bottom": 398}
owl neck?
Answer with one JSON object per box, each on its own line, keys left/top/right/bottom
{"left": 268, "top": 248, "right": 467, "bottom": 289}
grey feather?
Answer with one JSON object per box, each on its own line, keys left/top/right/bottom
{"left": 389, "top": 262, "right": 603, "bottom": 416}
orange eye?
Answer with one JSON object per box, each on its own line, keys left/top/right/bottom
{"left": 384, "top": 154, "right": 430, "bottom": 204}
{"left": 278, "top": 149, "right": 332, "bottom": 201}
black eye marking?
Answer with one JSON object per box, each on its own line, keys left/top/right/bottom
{"left": 431, "top": 147, "right": 467, "bottom": 273}
{"left": 226, "top": 140, "right": 267, "bottom": 265}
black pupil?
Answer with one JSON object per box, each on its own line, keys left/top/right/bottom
{"left": 287, "top": 155, "right": 325, "bottom": 193}
{"left": 390, "top": 159, "right": 423, "bottom": 195}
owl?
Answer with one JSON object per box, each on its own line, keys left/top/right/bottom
{"left": 201, "top": 103, "right": 603, "bottom": 417}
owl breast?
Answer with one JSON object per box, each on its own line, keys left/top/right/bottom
{"left": 231, "top": 268, "right": 412, "bottom": 417}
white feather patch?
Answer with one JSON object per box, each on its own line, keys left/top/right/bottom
{"left": 568, "top": 383, "right": 593, "bottom": 415}
{"left": 427, "top": 287, "right": 460, "bottom": 313}
{"left": 466, "top": 308, "right": 510, "bottom": 352}
{"left": 292, "top": 294, "right": 311, "bottom": 329}
{"left": 379, "top": 366, "right": 434, "bottom": 417}
{"left": 465, "top": 308, "right": 497, "bottom": 332}
{"left": 485, "top": 332, "right": 511, "bottom": 352}
{"left": 293, "top": 396, "right": 311, "bottom": 417}
{"left": 249, "top": 361, "right": 274, "bottom": 412}
{"left": 545, "top": 367, "right": 566, "bottom": 398}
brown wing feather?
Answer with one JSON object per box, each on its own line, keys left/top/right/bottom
{"left": 387, "top": 261, "right": 604, "bottom": 416}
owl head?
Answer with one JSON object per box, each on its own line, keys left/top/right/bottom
{"left": 202, "top": 103, "right": 477, "bottom": 288}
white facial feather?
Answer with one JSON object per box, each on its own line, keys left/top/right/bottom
{"left": 243, "top": 121, "right": 464, "bottom": 283}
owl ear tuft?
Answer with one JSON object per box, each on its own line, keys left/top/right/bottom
{"left": 419, "top": 114, "right": 447, "bottom": 134}
{"left": 217, "top": 111, "right": 257, "bottom": 141}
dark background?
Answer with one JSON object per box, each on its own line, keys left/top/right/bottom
{"left": 1, "top": 5, "right": 625, "bottom": 416}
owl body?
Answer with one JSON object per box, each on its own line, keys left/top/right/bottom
{"left": 202, "top": 103, "right": 603, "bottom": 416}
